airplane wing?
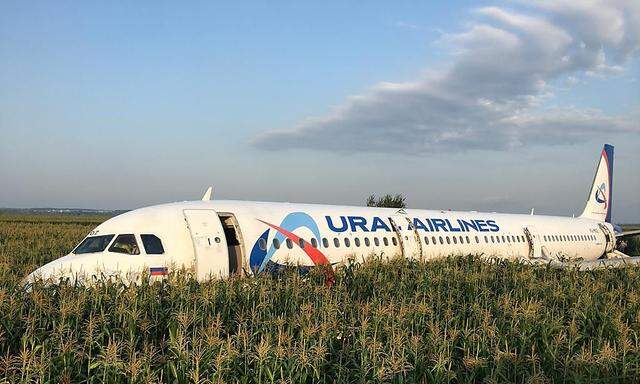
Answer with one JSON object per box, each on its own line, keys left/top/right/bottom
{"left": 616, "top": 229, "right": 640, "bottom": 239}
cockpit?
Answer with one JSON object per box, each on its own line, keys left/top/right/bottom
{"left": 72, "top": 233, "right": 165, "bottom": 256}
{"left": 26, "top": 202, "right": 236, "bottom": 284}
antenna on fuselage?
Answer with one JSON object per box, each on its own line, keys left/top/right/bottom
{"left": 202, "top": 186, "right": 213, "bottom": 201}
{"left": 530, "top": 208, "right": 535, "bottom": 215}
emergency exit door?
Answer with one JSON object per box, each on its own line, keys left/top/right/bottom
{"left": 183, "top": 209, "right": 229, "bottom": 280}
{"left": 389, "top": 214, "right": 423, "bottom": 260}
{"left": 523, "top": 226, "right": 542, "bottom": 259}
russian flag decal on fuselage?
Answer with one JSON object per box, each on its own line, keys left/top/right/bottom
{"left": 150, "top": 266, "right": 168, "bottom": 276}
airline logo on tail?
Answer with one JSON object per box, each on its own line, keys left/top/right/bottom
{"left": 580, "top": 144, "right": 614, "bottom": 223}
{"left": 595, "top": 182, "right": 608, "bottom": 208}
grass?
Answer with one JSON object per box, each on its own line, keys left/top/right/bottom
{"left": 1, "top": 214, "right": 640, "bottom": 382}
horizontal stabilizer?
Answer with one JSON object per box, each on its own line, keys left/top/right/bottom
{"left": 616, "top": 229, "right": 640, "bottom": 239}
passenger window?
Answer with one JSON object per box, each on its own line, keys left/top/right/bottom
{"left": 364, "top": 238, "right": 370, "bottom": 246}
{"left": 354, "top": 238, "right": 361, "bottom": 247}
{"left": 475, "top": 236, "right": 479, "bottom": 243}
{"left": 322, "top": 238, "right": 329, "bottom": 248}
{"left": 299, "top": 238, "right": 305, "bottom": 248}
{"left": 344, "top": 238, "right": 351, "bottom": 247}
{"left": 466, "top": 236, "right": 470, "bottom": 244}
{"left": 491, "top": 236, "right": 495, "bottom": 243}
{"left": 334, "top": 238, "right": 340, "bottom": 248}
{"left": 109, "top": 234, "right": 140, "bottom": 255}
{"left": 383, "top": 238, "right": 389, "bottom": 246}
{"left": 374, "top": 238, "right": 380, "bottom": 246}
{"left": 446, "top": 237, "right": 450, "bottom": 245}
{"left": 273, "top": 238, "right": 280, "bottom": 249}
{"left": 286, "top": 239, "right": 293, "bottom": 249}
{"left": 311, "top": 238, "right": 318, "bottom": 248}
{"left": 452, "top": 236, "right": 457, "bottom": 244}
{"left": 258, "top": 237, "right": 267, "bottom": 251}
{"left": 424, "top": 236, "right": 429, "bottom": 245}
{"left": 392, "top": 237, "right": 397, "bottom": 246}
{"left": 439, "top": 236, "right": 444, "bottom": 245}
{"left": 484, "top": 235, "right": 488, "bottom": 243}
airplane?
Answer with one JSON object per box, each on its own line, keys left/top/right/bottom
{"left": 26, "top": 144, "right": 640, "bottom": 284}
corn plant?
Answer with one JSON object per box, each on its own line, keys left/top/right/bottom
{"left": 1, "top": 214, "right": 640, "bottom": 383}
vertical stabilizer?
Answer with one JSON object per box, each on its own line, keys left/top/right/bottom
{"left": 580, "top": 144, "right": 614, "bottom": 222}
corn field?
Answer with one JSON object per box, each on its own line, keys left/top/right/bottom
{"left": 1, "top": 214, "right": 640, "bottom": 383}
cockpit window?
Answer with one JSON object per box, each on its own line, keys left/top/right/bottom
{"left": 108, "top": 234, "right": 140, "bottom": 255}
{"left": 73, "top": 235, "right": 115, "bottom": 254}
{"left": 141, "top": 234, "right": 165, "bottom": 254}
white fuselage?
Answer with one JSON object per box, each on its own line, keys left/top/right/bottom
{"left": 29, "top": 200, "right": 617, "bottom": 282}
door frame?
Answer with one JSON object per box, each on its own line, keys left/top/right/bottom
{"left": 523, "top": 226, "right": 542, "bottom": 259}
{"left": 389, "top": 212, "right": 423, "bottom": 260}
{"left": 217, "top": 212, "right": 246, "bottom": 276}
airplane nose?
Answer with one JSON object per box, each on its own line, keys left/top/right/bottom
{"left": 24, "top": 254, "right": 90, "bottom": 285}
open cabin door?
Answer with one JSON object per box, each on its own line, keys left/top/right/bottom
{"left": 523, "top": 226, "right": 542, "bottom": 259}
{"left": 183, "top": 209, "right": 229, "bottom": 280}
{"left": 389, "top": 211, "right": 423, "bottom": 260}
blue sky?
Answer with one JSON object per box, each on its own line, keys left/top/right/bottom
{"left": 1, "top": 1, "right": 639, "bottom": 222}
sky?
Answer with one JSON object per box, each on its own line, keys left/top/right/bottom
{"left": 1, "top": 1, "right": 639, "bottom": 222}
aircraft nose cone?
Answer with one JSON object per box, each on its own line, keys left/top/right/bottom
{"left": 24, "top": 254, "right": 89, "bottom": 285}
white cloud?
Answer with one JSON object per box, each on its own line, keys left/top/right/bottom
{"left": 253, "top": 1, "right": 640, "bottom": 153}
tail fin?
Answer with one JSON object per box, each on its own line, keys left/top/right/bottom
{"left": 580, "top": 144, "right": 614, "bottom": 222}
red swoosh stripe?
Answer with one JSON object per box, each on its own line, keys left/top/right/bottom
{"left": 257, "top": 219, "right": 331, "bottom": 266}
